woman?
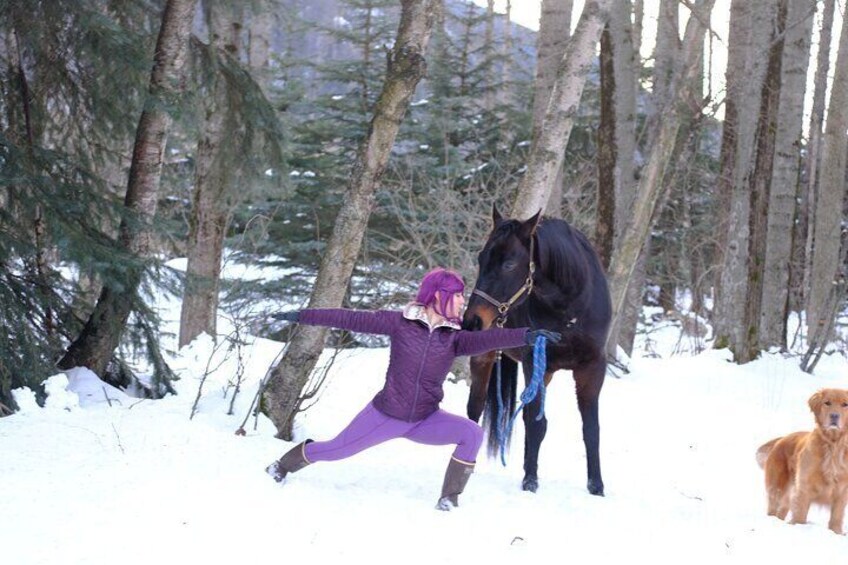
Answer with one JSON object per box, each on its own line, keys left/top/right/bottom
{"left": 266, "top": 268, "right": 560, "bottom": 510}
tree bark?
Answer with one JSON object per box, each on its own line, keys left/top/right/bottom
{"left": 759, "top": 0, "right": 814, "bottom": 350}
{"left": 263, "top": 0, "right": 439, "bottom": 440}
{"left": 647, "top": 0, "right": 680, "bottom": 317}
{"left": 531, "top": 0, "right": 573, "bottom": 218}
{"left": 606, "top": 0, "right": 716, "bottom": 342}
{"left": 652, "top": 0, "right": 680, "bottom": 115}
{"left": 801, "top": 227, "right": 848, "bottom": 373}
{"left": 808, "top": 6, "right": 848, "bottom": 337}
{"left": 793, "top": 0, "right": 834, "bottom": 318}
{"left": 179, "top": 2, "right": 245, "bottom": 348}
{"left": 500, "top": 0, "right": 514, "bottom": 110}
{"left": 248, "top": 3, "right": 273, "bottom": 70}
{"left": 484, "top": 0, "right": 495, "bottom": 113}
{"left": 607, "top": 0, "right": 644, "bottom": 357}
{"left": 511, "top": 0, "right": 612, "bottom": 220}
{"left": 739, "top": 0, "right": 787, "bottom": 363}
{"left": 596, "top": 22, "right": 616, "bottom": 269}
{"left": 58, "top": 0, "right": 198, "bottom": 376}
{"left": 712, "top": 0, "right": 775, "bottom": 351}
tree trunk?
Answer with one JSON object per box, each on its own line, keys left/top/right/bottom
{"left": 178, "top": 2, "right": 245, "bottom": 348}
{"left": 263, "top": 0, "right": 439, "bottom": 440}
{"left": 484, "top": 0, "right": 495, "bottom": 113}
{"left": 739, "top": 0, "right": 787, "bottom": 363}
{"left": 531, "top": 0, "right": 573, "bottom": 218}
{"left": 646, "top": 0, "right": 680, "bottom": 317}
{"left": 58, "top": 0, "right": 198, "bottom": 376}
{"left": 652, "top": 0, "right": 680, "bottom": 117}
{"left": 801, "top": 227, "right": 848, "bottom": 373}
{"left": 632, "top": 0, "right": 644, "bottom": 60}
{"left": 500, "top": 0, "right": 513, "bottom": 110}
{"left": 248, "top": 3, "right": 272, "bottom": 70}
{"left": 596, "top": 23, "right": 616, "bottom": 269}
{"left": 808, "top": 7, "right": 848, "bottom": 337}
{"left": 511, "top": 0, "right": 611, "bottom": 220}
{"left": 606, "top": 0, "right": 716, "bottom": 341}
{"left": 759, "top": 0, "right": 814, "bottom": 350}
{"left": 792, "top": 0, "right": 834, "bottom": 317}
{"left": 607, "top": 0, "right": 644, "bottom": 357}
{"left": 712, "top": 0, "right": 775, "bottom": 352}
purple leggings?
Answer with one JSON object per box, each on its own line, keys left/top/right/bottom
{"left": 303, "top": 402, "right": 484, "bottom": 464}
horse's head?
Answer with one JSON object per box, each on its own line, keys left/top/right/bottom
{"left": 463, "top": 204, "right": 541, "bottom": 331}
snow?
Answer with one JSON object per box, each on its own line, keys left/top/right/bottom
{"left": 3, "top": 282, "right": 848, "bottom": 564}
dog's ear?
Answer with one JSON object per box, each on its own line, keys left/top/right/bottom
{"left": 808, "top": 390, "right": 824, "bottom": 414}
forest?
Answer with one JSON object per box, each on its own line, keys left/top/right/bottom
{"left": 1, "top": 0, "right": 847, "bottom": 439}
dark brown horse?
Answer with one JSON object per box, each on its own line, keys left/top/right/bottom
{"left": 462, "top": 205, "right": 611, "bottom": 495}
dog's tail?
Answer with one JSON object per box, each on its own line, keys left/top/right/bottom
{"left": 756, "top": 437, "right": 780, "bottom": 469}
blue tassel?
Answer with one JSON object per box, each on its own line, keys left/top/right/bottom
{"left": 498, "top": 335, "right": 547, "bottom": 466}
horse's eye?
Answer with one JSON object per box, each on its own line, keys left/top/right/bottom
{"left": 825, "top": 401, "right": 832, "bottom": 406}
{"left": 842, "top": 402, "right": 848, "bottom": 408}
{"left": 503, "top": 261, "right": 517, "bottom": 272}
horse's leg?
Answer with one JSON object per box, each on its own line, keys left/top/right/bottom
{"left": 467, "top": 351, "right": 495, "bottom": 422}
{"left": 520, "top": 358, "right": 554, "bottom": 493}
{"left": 574, "top": 358, "right": 605, "bottom": 496}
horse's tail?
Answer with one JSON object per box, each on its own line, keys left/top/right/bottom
{"left": 481, "top": 355, "right": 517, "bottom": 459}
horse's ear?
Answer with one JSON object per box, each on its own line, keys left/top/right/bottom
{"left": 518, "top": 209, "right": 543, "bottom": 240}
{"left": 492, "top": 203, "right": 504, "bottom": 227}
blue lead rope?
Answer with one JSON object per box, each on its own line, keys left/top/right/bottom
{"left": 497, "top": 335, "right": 548, "bottom": 466}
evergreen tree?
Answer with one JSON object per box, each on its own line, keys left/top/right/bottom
{"left": 0, "top": 0, "right": 166, "bottom": 410}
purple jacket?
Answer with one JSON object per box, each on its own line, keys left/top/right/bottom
{"left": 299, "top": 304, "right": 528, "bottom": 422}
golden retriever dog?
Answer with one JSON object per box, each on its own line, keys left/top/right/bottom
{"left": 756, "top": 388, "right": 848, "bottom": 534}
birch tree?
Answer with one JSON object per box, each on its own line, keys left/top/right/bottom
{"left": 712, "top": 0, "right": 775, "bottom": 352}
{"left": 808, "top": 5, "right": 848, "bottom": 339}
{"left": 791, "top": 0, "right": 834, "bottom": 317}
{"left": 597, "top": 1, "right": 638, "bottom": 357}
{"left": 263, "top": 0, "right": 439, "bottom": 439}
{"left": 531, "top": 0, "right": 573, "bottom": 218}
{"left": 511, "top": 0, "right": 612, "bottom": 220}
{"left": 484, "top": 0, "right": 495, "bottom": 113}
{"left": 606, "top": 0, "right": 716, "bottom": 338}
{"left": 739, "top": 0, "right": 788, "bottom": 363}
{"left": 612, "top": 0, "right": 649, "bottom": 356}
{"left": 500, "top": 0, "right": 514, "bottom": 110}
{"left": 648, "top": 0, "right": 680, "bottom": 314}
{"left": 759, "top": 0, "right": 814, "bottom": 350}
{"left": 58, "top": 0, "right": 198, "bottom": 376}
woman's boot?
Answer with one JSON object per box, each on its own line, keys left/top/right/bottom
{"left": 266, "top": 440, "right": 312, "bottom": 483}
{"left": 436, "top": 456, "right": 475, "bottom": 510}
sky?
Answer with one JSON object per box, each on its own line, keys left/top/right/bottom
{"left": 3, "top": 256, "right": 848, "bottom": 564}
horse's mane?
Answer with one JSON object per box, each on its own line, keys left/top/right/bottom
{"left": 534, "top": 218, "right": 597, "bottom": 309}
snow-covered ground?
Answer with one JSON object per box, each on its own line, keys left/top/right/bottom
{"left": 3, "top": 268, "right": 848, "bottom": 564}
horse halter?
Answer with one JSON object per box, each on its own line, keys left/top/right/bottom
{"left": 471, "top": 234, "right": 536, "bottom": 328}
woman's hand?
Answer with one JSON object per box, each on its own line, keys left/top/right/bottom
{"left": 273, "top": 311, "right": 300, "bottom": 322}
{"left": 525, "top": 329, "right": 561, "bottom": 345}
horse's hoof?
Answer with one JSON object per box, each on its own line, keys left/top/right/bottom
{"left": 587, "top": 479, "right": 604, "bottom": 496}
{"left": 522, "top": 476, "right": 539, "bottom": 492}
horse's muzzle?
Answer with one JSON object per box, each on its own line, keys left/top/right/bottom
{"left": 461, "top": 312, "right": 483, "bottom": 331}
